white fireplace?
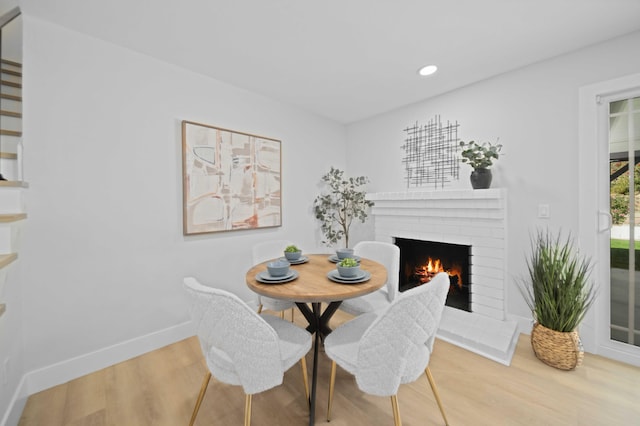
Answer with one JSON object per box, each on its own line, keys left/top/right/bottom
{"left": 368, "top": 188, "right": 519, "bottom": 365}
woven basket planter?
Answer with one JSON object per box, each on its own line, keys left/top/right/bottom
{"left": 531, "top": 322, "right": 584, "bottom": 370}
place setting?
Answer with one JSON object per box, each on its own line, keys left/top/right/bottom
{"left": 327, "top": 257, "right": 370, "bottom": 284}
{"left": 255, "top": 259, "right": 299, "bottom": 284}
{"left": 280, "top": 244, "right": 309, "bottom": 265}
{"left": 328, "top": 247, "right": 360, "bottom": 264}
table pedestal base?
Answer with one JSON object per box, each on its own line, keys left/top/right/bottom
{"left": 295, "top": 301, "right": 342, "bottom": 426}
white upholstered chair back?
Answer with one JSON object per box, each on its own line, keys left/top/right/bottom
{"left": 183, "top": 277, "right": 284, "bottom": 395}
{"left": 353, "top": 241, "right": 400, "bottom": 302}
{"left": 355, "top": 272, "right": 449, "bottom": 396}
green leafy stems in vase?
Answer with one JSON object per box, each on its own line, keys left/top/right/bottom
{"left": 459, "top": 140, "right": 502, "bottom": 169}
{"left": 459, "top": 140, "right": 502, "bottom": 189}
{"left": 313, "top": 167, "right": 374, "bottom": 249}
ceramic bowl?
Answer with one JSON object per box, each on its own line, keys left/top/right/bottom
{"left": 336, "top": 248, "right": 354, "bottom": 259}
{"left": 337, "top": 263, "right": 360, "bottom": 278}
{"left": 284, "top": 250, "right": 302, "bottom": 261}
{"left": 267, "top": 260, "right": 290, "bottom": 277}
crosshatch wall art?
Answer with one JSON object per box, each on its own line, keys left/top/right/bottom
{"left": 402, "top": 115, "right": 460, "bottom": 189}
{"left": 182, "top": 120, "right": 282, "bottom": 235}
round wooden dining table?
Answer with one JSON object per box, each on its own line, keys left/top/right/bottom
{"left": 245, "top": 253, "right": 387, "bottom": 426}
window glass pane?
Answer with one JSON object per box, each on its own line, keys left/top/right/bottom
{"left": 609, "top": 97, "right": 640, "bottom": 347}
{"left": 610, "top": 115, "right": 629, "bottom": 152}
{"left": 611, "top": 99, "right": 628, "bottom": 114}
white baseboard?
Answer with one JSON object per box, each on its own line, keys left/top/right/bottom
{"left": 1, "top": 321, "right": 194, "bottom": 426}
{"left": 595, "top": 341, "right": 640, "bottom": 367}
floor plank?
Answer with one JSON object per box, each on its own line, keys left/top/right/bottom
{"left": 18, "top": 310, "right": 640, "bottom": 425}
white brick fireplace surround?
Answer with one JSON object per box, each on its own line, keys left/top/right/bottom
{"left": 368, "top": 189, "right": 519, "bottom": 365}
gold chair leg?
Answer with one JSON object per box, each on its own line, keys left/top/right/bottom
{"left": 257, "top": 304, "right": 263, "bottom": 314}
{"left": 189, "top": 371, "right": 211, "bottom": 426}
{"left": 300, "top": 356, "right": 310, "bottom": 405}
{"left": 425, "top": 367, "right": 449, "bottom": 426}
{"left": 390, "top": 395, "right": 402, "bottom": 426}
{"left": 290, "top": 307, "right": 295, "bottom": 322}
{"left": 244, "top": 394, "right": 252, "bottom": 426}
{"left": 327, "top": 360, "right": 337, "bottom": 421}
{"left": 280, "top": 310, "right": 285, "bottom": 319}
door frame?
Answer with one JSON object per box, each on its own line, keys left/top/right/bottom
{"left": 579, "top": 72, "right": 640, "bottom": 366}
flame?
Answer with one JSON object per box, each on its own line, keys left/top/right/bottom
{"left": 414, "top": 257, "right": 463, "bottom": 288}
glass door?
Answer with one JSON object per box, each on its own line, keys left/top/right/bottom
{"left": 609, "top": 96, "right": 640, "bottom": 347}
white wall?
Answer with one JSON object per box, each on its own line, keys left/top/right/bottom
{"left": 346, "top": 30, "right": 640, "bottom": 328}
{"left": 5, "top": 11, "right": 640, "bottom": 424}
{"left": 9, "top": 15, "right": 346, "bottom": 403}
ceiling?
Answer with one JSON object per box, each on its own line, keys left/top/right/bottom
{"left": 15, "top": 0, "right": 640, "bottom": 123}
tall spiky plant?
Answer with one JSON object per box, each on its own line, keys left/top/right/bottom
{"left": 518, "top": 230, "right": 596, "bottom": 332}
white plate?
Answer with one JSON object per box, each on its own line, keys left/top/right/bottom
{"left": 256, "top": 270, "right": 297, "bottom": 283}
{"left": 327, "top": 269, "right": 371, "bottom": 284}
{"left": 258, "top": 270, "right": 295, "bottom": 281}
{"left": 279, "top": 256, "right": 309, "bottom": 265}
{"left": 328, "top": 255, "right": 361, "bottom": 263}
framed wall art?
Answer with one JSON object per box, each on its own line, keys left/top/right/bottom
{"left": 182, "top": 120, "right": 282, "bottom": 235}
{"left": 402, "top": 115, "right": 460, "bottom": 189}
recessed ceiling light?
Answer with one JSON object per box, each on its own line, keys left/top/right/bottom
{"left": 418, "top": 65, "right": 438, "bottom": 77}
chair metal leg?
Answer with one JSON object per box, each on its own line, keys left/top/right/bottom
{"left": 425, "top": 367, "right": 449, "bottom": 426}
{"left": 189, "top": 371, "right": 211, "bottom": 426}
{"left": 257, "top": 304, "right": 263, "bottom": 314}
{"left": 390, "top": 395, "right": 402, "bottom": 426}
{"left": 327, "top": 360, "right": 337, "bottom": 421}
{"left": 300, "top": 356, "right": 310, "bottom": 406}
{"left": 290, "top": 307, "right": 295, "bottom": 322}
{"left": 280, "top": 310, "right": 285, "bottom": 319}
{"left": 244, "top": 394, "right": 252, "bottom": 426}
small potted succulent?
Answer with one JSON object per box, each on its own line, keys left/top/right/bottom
{"left": 337, "top": 257, "right": 360, "bottom": 278}
{"left": 284, "top": 244, "right": 302, "bottom": 261}
{"left": 459, "top": 140, "right": 502, "bottom": 189}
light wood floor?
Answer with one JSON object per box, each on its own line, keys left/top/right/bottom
{"left": 18, "top": 310, "right": 640, "bottom": 426}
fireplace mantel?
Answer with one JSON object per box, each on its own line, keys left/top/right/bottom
{"left": 368, "top": 189, "right": 519, "bottom": 365}
{"left": 368, "top": 188, "right": 504, "bottom": 201}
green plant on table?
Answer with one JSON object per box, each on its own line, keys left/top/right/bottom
{"left": 517, "top": 229, "right": 596, "bottom": 332}
{"left": 338, "top": 258, "right": 358, "bottom": 268}
{"left": 284, "top": 245, "right": 300, "bottom": 253}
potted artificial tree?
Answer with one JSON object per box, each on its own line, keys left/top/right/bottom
{"left": 459, "top": 140, "right": 502, "bottom": 189}
{"left": 517, "top": 229, "right": 597, "bottom": 370}
{"left": 313, "top": 167, "right": 374, "bottom": 249}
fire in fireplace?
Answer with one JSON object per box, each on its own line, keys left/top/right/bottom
{"left": 395, "top": 237, "right": 471, "bottom": 312}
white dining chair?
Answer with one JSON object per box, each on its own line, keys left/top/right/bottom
{"left": 339, "top": 241, "right": 400, "bottom": 316}
{"left": 183, "top": 277, "right": 312, "bottom": 426}
{"left": 251, "top": 240, "right": 298, "bottom": 320}
{"left": 325, "top": 272, "right": 450, "bottom": 426}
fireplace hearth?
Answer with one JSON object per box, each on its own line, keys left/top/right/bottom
{"left": 395, "top": 237, "right": 471, "bottom": 312}
{"left": 368, "top": 189, "right": 519, "bottom": 366}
